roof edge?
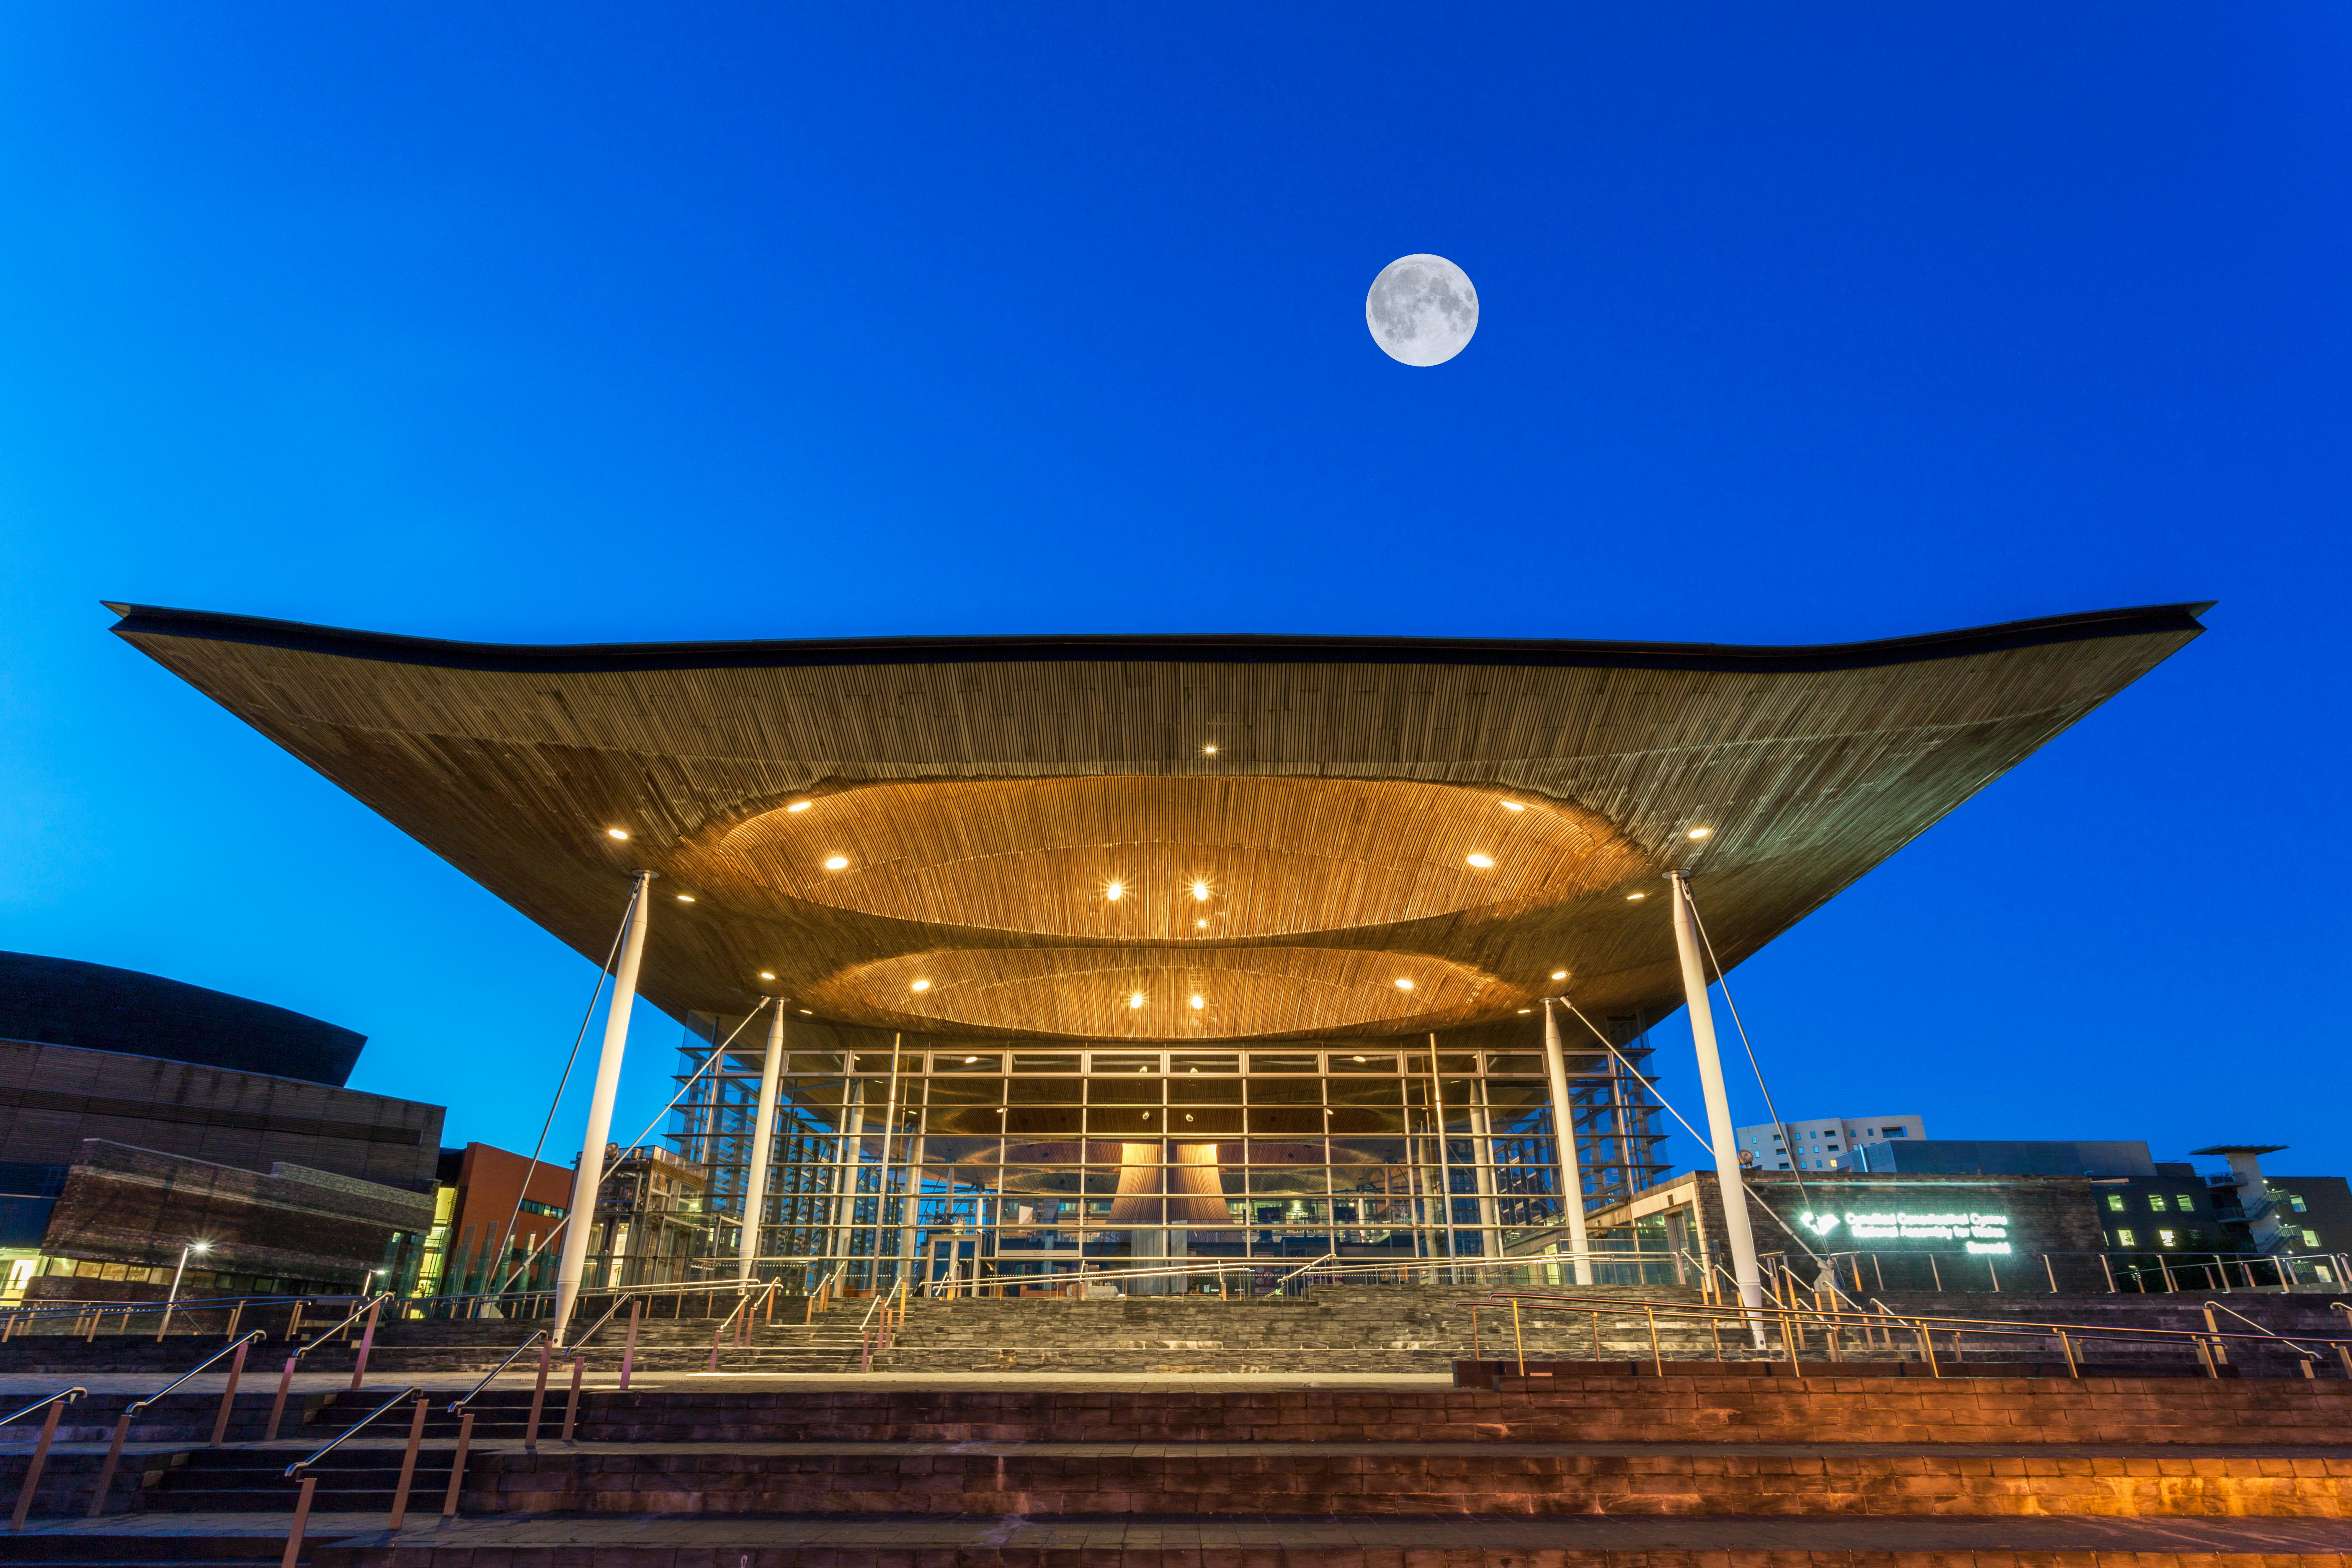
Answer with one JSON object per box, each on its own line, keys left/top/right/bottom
{"left": 103, "top": 601, "right": 2214, "bottom": 677}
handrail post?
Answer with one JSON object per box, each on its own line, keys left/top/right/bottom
{"left": 386, "top": 1397, "right": 427, "bottom": 1532}
{"left": 9, "top": 1398, "right": 62, "bottom": 1530}
{"left": 1917, "top": 1323, "right": 1939, "bottom": 1377}
{"left": 279, "top": 1475, "right": 316, "bottom": 1568}
{"left": 209, "top": 1339, "right": 249, "bottom": 1446}
{"left": 348, "top": 1297, "right": 382, "bottom": 1392}
{"left": 1509, "top": 1298, "right": 1525, "bottom": 1379}
{"left": 562, "top": 1355, "right": 584, "bottom": 1443}
{"left": 87, "top": 1411, "right": 131, "bottom": 1517}
{"left": 439, "top": 1412, "right": 474, "bottom": 1518}
{"left": 524, "top": 1343, "right": 550, "bottom": 1452}
{"left": 619, "top": 1299, "right": 640, "bottom": 1390}
{"left": 2058, "top": 1329, "right": 2078, "bottom": 1378}
{"left": 1645, "top": 1305, "right": 1663, "bottom": 1375}
{"left": 226, "top": 1300, "right": 244, "bottom": 1342}
{"left": 265, "top": 1356, "right": 297, "bottom": 1443}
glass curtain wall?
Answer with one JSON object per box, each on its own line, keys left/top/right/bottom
{"left": 671, "top": 1015, "right": 1669, "bottom": 1293}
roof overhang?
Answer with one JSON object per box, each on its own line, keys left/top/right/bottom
{"left": 107, "top": 602, "right": 2207, "bottom": 1042}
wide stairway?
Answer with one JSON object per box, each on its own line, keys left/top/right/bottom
{"left": 0, "top": 1364, "right": 2344, "bottom": 1563}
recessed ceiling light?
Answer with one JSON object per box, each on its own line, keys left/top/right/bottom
{"left": 1465, "top": 854, "right": 1493, "bottom": 869}
{"left": 964, "top": 1055, "right": 978, "bottom": 1063}
{"left": 605, "top": 828, "right": 630, "bottom": 841}
{"left": 1500, "top": 801, "right": 1524, "bottom": 812}
{"left": 1516, "top": 1008, "right": 1531, "bottom": 1014}
{"left": 758, "top": 971, "right": 775, "bottom": 980}
{"left": 1394, "top": 977, "right": 1414, "bottom": 991}
{"left": 1626, "top": 891, "right": 1647, "bottom": 901}
{"left": 910, "top": 979, "right": 931, "bottom": 992}
{"left": 1352, "top": 1055, "right": 1366, "bottom": 1063}
{"left": 1550, "top": 969, "right": 1568, "bottom": 980}
{"left": 1184, "top": 1114, "right": 1194, "bottom": 1122}
{"left": 823, "top": 856, "right": 849, "bottom": 870}
{"left": 1105, "top": 881, "right": 1123, "bottom": 901}
{"left": 1129, "top": 992, "right": 1145, "bottom": 1009}
{"left": 675, "top": 893, "right": 696, "bottom": 903}
{"left": 1687, "top": 826, "right": 1712, "bottom": 840}
{"left": 1202, "top": 744, "right": 1217, "bottom": 755}
{"left": 1191, "top": 881, "right": 1210, "bottom": 901}
{"left": 1189, "top": 994, "right": 1204, "bottom": 1009}
{"left": 786, "top": 801, "right": 812, "bottom": 813}
{"left": 798, "top": 1008, "right": 812, "bottom": 1015}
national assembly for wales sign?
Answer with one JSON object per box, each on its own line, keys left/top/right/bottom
{"left": 1798, "top": 1209, "right": 2011, "bottom": 1255}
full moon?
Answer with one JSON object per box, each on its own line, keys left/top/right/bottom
{"left": 1365, "top": 254, "right": 1478, "bottom": 366}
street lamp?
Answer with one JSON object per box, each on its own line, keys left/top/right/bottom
{"left": 157, "top": 1241, "right": 210, "bottom": 1341}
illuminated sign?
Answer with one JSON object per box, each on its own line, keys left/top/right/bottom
{"left": 1797, "top": 1210, "right": 2011, "bottom": 1255}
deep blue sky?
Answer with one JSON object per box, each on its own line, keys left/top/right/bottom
{"left": 2, "top": 6, "right": 2345, "bottom": 1183}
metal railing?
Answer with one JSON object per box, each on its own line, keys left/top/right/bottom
{"left": 86, "top": 1330, "right": 266, "bottom": 1516}
{"left": 258, "top": 1293, "right": 395, "bottom": 1442}
{"left": 281, "top": 1384, "right": 427, "bottom": 1565}
{"left": 1453, "top": 1287, "right": 2352, "bottom": 1381}
{"left": 1, "top": 1387, "right": 83, "bottom": 1531}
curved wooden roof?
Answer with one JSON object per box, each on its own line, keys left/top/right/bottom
{"left": 106, "top": 602, "right": 2206, "bottom": 1042}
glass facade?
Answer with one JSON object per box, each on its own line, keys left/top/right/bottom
{"left": 663, "top": 1013, "right": 1669, "bottom": 1292}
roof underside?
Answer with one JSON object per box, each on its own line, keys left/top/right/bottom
{"left": 107, "top": 603, "right": 2205, "bottom": 1044}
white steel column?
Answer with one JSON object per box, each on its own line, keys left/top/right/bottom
{"left": 552, "top": 871, "right": 652, "bottom": 1345}
{"left": 1539, "top": 999, "right": 1593, "bottom": 1285}
{"left": 736, "top": 1001, "right": 784, "bottom": 1285}
{"left": 1669, "top": 871, "right": 1764, "bottom": 1323}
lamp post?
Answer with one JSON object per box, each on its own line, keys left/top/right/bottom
{"left": 156, "top": 1241, "right": 210, "bottom": 1340}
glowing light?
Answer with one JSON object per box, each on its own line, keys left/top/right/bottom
{"left": 758, "top": 971, "right": 775, "bottom": 980}
{"left": 1352, "top": 1055, "right": 1366, "bottom": 1063}
{"left": 823, "top": 856, "right": 849, "bottom": 870}
{"left": 1516, "top": 1008, "right": 1531, "bottom": 1014}
{"left": 1626, "top": 891, "right": 1647, "bottom": 901}
{"left": 1465, "top": 854, "right": 1493, "bottom": 869}
{"left": 1500, "top": 801, "right": 1524, "bottom": 812}
{"left": 798, "top": 1008, "right": 812, "bottom": 1015}
{"left": 1202, "top": 744, "right": 1218, "bottom": 755}
{"left": 911, "top": 979, "right": 931, "bottom": 992}
{"left": 786, "top": 800, "right": 812, "bottom": 813}
{"left": 1189, "top": 994, "right": 1204, "bottom": 1009}
{"left": 1394, "top": 977, "right": 1414, "bottom": 990}
{"left": 1195, "top": 918, "right": 1208, "bottom": 928}
{"left": 1184, "top": 1114, "right": 1194, "bottom": 1122}
{"left": 1191, "top": 881, "right": 1210, "bottom": 901}
{"left": 1129, "top": 992, "right": 1146, "bottom": 1009}
{"left": 964, "top": 1055, "right": 978, "bottom": 1063}
{"left": 1687, "top": 826, "right": 1712, "bottom": 840}
{"left": 675, "top": 893, "right": 696, "bottom": 903}
{"left": 1105, "top": 881, "right": 1123, "bottom": 901}
{"left": 1550, "top": 969, "right": 1568, "bottom": 980}
{"left": 605, "top": 828, "right": 630, "bottom": 840}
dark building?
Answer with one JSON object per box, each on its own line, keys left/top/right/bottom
{"left": 0, "top": 952, "right": 364, "bottom": 1086}
{"left": 0, "top": 953, "right": 444, "bottom": 1304}
{"left": 1848, "top": 1138, "right": 2226, "bottom": 1258}
{"left": 2263, "top": 1176, "right": 2352, "bottom": 1266}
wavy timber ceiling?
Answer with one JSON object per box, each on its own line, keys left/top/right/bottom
{"left": 108, "top": 603, "right": 2206, "bottom": 1042}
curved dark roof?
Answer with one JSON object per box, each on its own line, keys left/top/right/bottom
{"left": 0, "top": 951, "right": 365, "bottom": 1086}
{"left": 103, "top": 601, "right": 2210, "bottom": 676}
{"left": 106, "top": 601, "right": 2207, "bottom": 1042}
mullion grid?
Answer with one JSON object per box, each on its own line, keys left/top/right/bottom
{"left": 665, "top": 1022, "right": 1669, "bottom": 1293}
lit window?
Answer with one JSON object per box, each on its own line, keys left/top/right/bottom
{"left": 2291, "top": 1195, "right": 2308, "bottom": 1213}
{"left": 2173, "top": 1193, "right": 2195, "bottom": 1211}
{"left": 2106, "top": 1194, "right": 2126, "bottom": 1212}
{"left": 2115, "top": 1228, "right": 2136, "bottom": 1246}
{"left": 2305, "top": 1228, "right": 2322, "bottom": 1248}
{"left": 2148, "top": 1194, "right": 2168, "bottom": 1212}
{"left": 2158, "top": 1230, "right": 2177, "bottom": 1248}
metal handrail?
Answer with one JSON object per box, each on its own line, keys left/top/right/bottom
{"left": 284, "top": 1384, "right": 423, "bottom": 1477}
{"left": 566, "top": 1292, "right": 645, "bottom": 1350}
{"left": 446, "top": 1330, "right": 549, "bottom": 1414}
{"left": 2205, "top": 1298, "right": 2329, "bottom": 1359}
{"left": 1273, "top": 1251, "right": 1338, "bottom": 1286}
{"left": 285, "top": 1293, "right": 394, "bottom": 1364}
{"left": 0, "top": 1388, "right": 84, "bottom": 1428}
{"left": 1467, "top": 1287, "right": 2352, "bottom": 1359}
{"left": 123, "top": 1331, "right": 266, "bottom": 1414}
